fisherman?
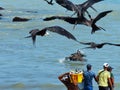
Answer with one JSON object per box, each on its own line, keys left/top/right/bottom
{"left": 69, "top": 50, "right": 85, "bottom": 61}
{"left": 58, "top": 72, "right": 80, "bottom": 90}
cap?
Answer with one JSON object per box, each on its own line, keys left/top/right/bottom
{"left": 87, "top": 64, "right": 92, "bottom": 69}
{"left": 77, "top": 49, "right": 84, "bottom": 54}
{"left": 103, "top": 63, "right": 109, "bottom": 67}
{"left": 107, "top": 66, "right": 113, "bottom": 71}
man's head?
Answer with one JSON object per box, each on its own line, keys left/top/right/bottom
{"left": 103, "top": 63, "right": 109, "bottom": 69}
{"left": 86, "top": 64, "right": 92, "bottom": 70}
{"left": 107, "top": 66, "right": 113, "bottom": 71}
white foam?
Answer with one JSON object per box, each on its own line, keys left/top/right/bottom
{"left": 58, "top": 58, "right": 65, "bottom": 63}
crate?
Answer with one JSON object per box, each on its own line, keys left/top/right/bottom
{"left": 70, "top": 72, "right": 83, "bottom": 84}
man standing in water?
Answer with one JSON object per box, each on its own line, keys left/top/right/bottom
{"left": 58, "top": 72, "right": 80, "bottom": 90}
{"left": 83, "top": 64, "right": 97, "bottom": 90}
{"left": 97, "top": 63, "right": 113, "bottom": 90}
{"left": 107, "top": 66, "right": 114, "bottom": 90}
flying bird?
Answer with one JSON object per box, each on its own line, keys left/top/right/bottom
{"left": 75, "top": 0, "right": 104, "bottom": 18}
{"left": 55, "top": 0, "right": 78, "bottom": 11}
{"left": 43, "top": 10, "right": 112, "bottom": 33}
{"left": 25, "top": 26, "right": 80, "bottom": 45}
{"left": 44, "top": 0, "right": 103, "bottom": 18}
{"left": 80, "top": 41, "right": 120, "bottom": 49}
{"left": 55, "top": 0, "right": 82, "bottom": 17}
{"left": 77, "top": 0, "right": 104, "bottom": 12}
{"left": 55, "top": 0, "right": 103, "bottom": 18}
{"left": 91, "top": 10, "right": 112, "bottom": 33}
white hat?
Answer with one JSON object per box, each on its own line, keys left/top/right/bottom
{"left": 77, "top": 49, "right": 84, "bottom": 54}
{"left": 103, "top": 63, "right": 109, "bottom": 67}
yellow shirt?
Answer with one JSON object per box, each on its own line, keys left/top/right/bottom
{"left": 98, "top": 70, "right": 110, "bottom": 87}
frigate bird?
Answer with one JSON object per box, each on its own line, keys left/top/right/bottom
{"left": 56, "top": 0, "right": 103, "bottom": 18}
{"left": 76, "top": 0, "right": 104, "bottom": 13}
{"left": 44, "top": 0, "right": 81, "bottom": 15}
{"left": 44, "top": 0, "right": 54, "bottom": 5}
{"left": 75, "top": 0, "right": 104, "bottom": 18}
{"left": 56, "top": 0, "right": 82, "bottom": 17}
{"left": 44, "top": 0, "right": 103, "bottom": 18}
{"left": 55, "top": 0, "right": 78, "bottom": 11}
{"left": 80, "top": 41, "right": 120, "bottom": 49}
{"left": 44, "top": 10, "right": 112, "bottom": 34}
{"left": 25, "top": 26, "right": 80, "bottom": 45}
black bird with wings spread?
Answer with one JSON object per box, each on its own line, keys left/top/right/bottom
{"left": 44, "top": 0, "right": 104, "bottom": 18}
{"left": 44, "top": 10, "right": 112, "bottom": 34}
{"left": 25, "top": 26, "right": 80, "bottom": 46}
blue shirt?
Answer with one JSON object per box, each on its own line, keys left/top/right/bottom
{"left": 83, "top": 70, "right": 95, "bottom": 87}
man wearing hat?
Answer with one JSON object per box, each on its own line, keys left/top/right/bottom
{"left": 97, "top": 63, "right": 113, "bottom": 90}
{"left": 83, "top": 64, "right": 97, "bottom": 90}
{"left": 107, "top": 66, "right": 114, "bottom": 90}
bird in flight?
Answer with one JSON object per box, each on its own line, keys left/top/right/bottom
{"left": 74, "top": 0, "right": 104, "bottom": 18}
{"left": 44, "top": 0, "right": 103, "bottom": 18}
{"left": 25, "top": 26, "right": 80, "bottom": 46}
{"left": 43, "top": 10, "right": 112, "bottom": 34}
{"left": 80, "top": 41, "right": 120, "bottom": 49}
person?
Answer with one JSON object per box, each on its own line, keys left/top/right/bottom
{"left": 67, "top": 50, "right": 86, "bottom": 61}
{"left": 97, "top": 63, "right": 113, "bottom": 90}
{"left": 77, "top": 49, "right": 86, "bottom": 57}
{"left": 58, "top": 72, "right": 80, "bottom": 90}
{"left": 107, "top": 66, "right": 114, "bottom": 90}
{"left": 83, "top": 64, "right": 97, "bottom": 90}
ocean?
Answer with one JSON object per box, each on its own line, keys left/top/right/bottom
{"left": 0, "top": 0, "right": 120, "bottom": 90}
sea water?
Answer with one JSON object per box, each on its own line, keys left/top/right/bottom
{"left": 0, "top": 0, "right": 120, "bottom": 90}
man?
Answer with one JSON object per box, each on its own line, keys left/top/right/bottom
{"left": 83, "top": 64, "right": 97, "bottom": 90}
{"left": 107, "top": 66, "right": 114, "bottom": 90}
{"left": 97, "top": 63, "right": 113, "bottom": 90}
{"left": 58, "top": 72, "right": 79, "bottom": 90}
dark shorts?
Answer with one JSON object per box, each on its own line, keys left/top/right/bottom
{"left": 84, "top": 86, "right": 93, "bottom": 90}
{"left": 99, "top": 86, "right": 108, "bottom": 90}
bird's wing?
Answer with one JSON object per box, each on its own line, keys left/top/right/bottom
{"left": 83, "top": 0, "right": 104, "bottom": 10}
{"left": 44, "top": 16, "right": 78, "bottom": 24}
{"left": 55, "top": 0, "right": 77, "bottom": 11}
{"left": 43, "top": 16, "right": 59, "bottom": 21}
{"left": 81, "top": 46, "right": 96, "bottom": 49}
{"left": 29, "top": 29, "right": 39, "bottom": 34}
{"left": 95, "top": 42, "right": 120, "bottom": 49}
{"left": 92, "top": 10, "right": 113, "bottom": 24}
{"left": 111, "top": 44, "right": 120, "bottom": 46}
{"left": 79, "top": 42, "right": 95, "bottom": 45}
{"left": 25, "top": 29, "right": 40, "bottom": 45}
{"left": 43, "top": 16, "right": 73, "bottom": 21}
{"left": 104, "top": 43, "right": 120, "bottom": 46}
{"left": 46, "top": 26, "right": 78, "bottom": 42}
